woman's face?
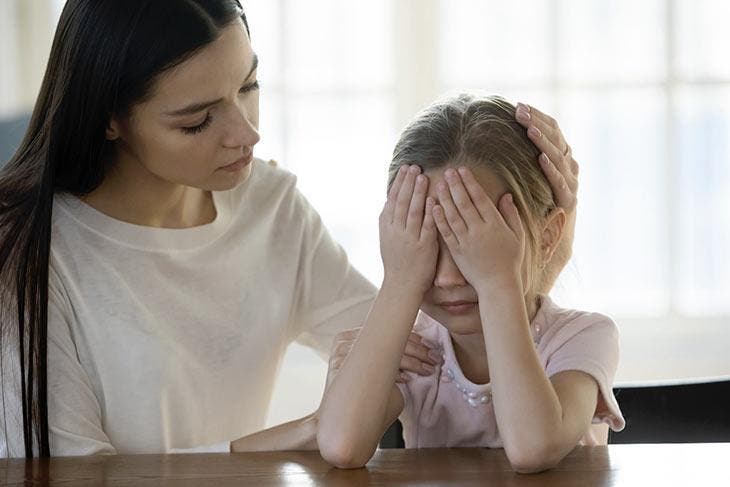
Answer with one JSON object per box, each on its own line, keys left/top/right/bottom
{"left": 419, "top": 165, "right": 528, "bottom": 336}
{"left": 108, "top": 19, "right": 260, "bottom": 191}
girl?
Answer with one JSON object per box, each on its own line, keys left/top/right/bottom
{"left": 317, "top": 94, "right": 625, "bottom": 473}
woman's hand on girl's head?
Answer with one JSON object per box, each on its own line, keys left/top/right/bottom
{"left": 515, "top": 103, "right": 579, "bottom": 292}
{"left": 514, "top": 103, "right": 579, "bottom": 211}
{"left": 432, "top": 167, "right": 526, "bottom": 292}
{"left": 379, "top": 165, "right": 438, "bottom": 294}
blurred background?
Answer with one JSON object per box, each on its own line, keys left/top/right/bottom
{"left": 1, "top": 0, "right": 728, "bottom": 429}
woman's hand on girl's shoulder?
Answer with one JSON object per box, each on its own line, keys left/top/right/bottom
{"left": 379, "top": 164, "right": 438, "bottom": 294}
{"left": 324, "top": 327, "right": 441, "bottom": 392}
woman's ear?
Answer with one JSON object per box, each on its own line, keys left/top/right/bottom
{"left": 540, "top": 207, "right": 566, "bottom": 267}
{"left": 106, "top": 116, "right": 122, "bottom": 141}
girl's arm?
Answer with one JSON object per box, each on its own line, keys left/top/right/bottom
{"left": 317, "top": 165, "right": 438, "bottom": 469}
{"left": 474, "top": 282, "right": 598, "bottom": 473}
{"left": 433, "top": 168, "right": 597, "bottom": 473}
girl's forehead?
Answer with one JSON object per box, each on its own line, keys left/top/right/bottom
{"left": 423, "top": 165, "right": 507, "bottom": 202}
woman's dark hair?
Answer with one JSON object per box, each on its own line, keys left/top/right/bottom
{"left": 0, "top": 0, "right": 249, "bottom": 458}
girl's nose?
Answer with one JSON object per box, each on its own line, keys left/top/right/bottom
{"left": 433, "top": 246, "right": 468, "bottom": 289}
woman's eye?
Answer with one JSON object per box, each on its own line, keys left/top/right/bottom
{"left": 181, "top": 114, "right": 212, "bottom": 135}
{"left": 239, "top": 80, "right": 260, "bottom": 94}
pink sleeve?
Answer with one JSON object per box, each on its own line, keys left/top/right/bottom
{"left": 543, "top": 316, "right": 625, "bottom": 432}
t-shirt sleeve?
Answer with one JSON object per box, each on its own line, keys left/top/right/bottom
{"left": 289, "top": 188, "right": 376, "bottom": 360}
{"left": 543, "top": 315, "right": 625, "bottom": 432}
{"left": 46, "top": 276, "right": 117, "bottom": 456}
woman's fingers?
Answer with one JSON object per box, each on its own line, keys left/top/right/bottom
{"left": 539, "top": 153, "right": 576, "bottom": 209}
{"left": 403, "top": 338, "right": 442, "bottom": 367}
{"left": 399, "top": 355, "right": 436, "bottom": 376}
{"left": 515, "top": 102, "right": 579, "bottom": 209}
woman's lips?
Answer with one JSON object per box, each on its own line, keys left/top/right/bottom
{"left": 220, "top": 152, "right": 253, "bottom": 172}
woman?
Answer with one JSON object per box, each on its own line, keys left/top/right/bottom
{"left": 0, "top": 0, "right": 578, "bottom": 457}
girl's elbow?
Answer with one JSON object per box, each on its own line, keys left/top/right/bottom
{"left": 505, "top": 443, "right": 562, "bottom": 474}
{"left": 316, "top": 432, "right": 371, "bottom": 469}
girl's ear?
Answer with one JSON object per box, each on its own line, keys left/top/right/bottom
{"left": 540, "top": 207, "right": 566, "bottom": 267}
{"left": 106, "top": 116, "right": 122, "bottom": 141}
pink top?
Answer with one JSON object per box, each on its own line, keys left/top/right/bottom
{"left": 397, "top": 295, "right": 625, "bottom": 448}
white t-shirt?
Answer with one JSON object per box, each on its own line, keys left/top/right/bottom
{"left": 0, "top": 158, "right": 376, "bottom": 457}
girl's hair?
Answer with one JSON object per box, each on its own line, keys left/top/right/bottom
{"left": 388, "top": 93, "right": 558, "bottom": 292}
{"left": 0, "top": 0, "right": 248, "bottom": 458}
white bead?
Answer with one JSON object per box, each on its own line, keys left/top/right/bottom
{"left": 446, "top": 369, "right": 455, "bottom": 380}
{"left": 468, "top": 391, "right": 478, "bottom": 398}
{"left": 462, "top": 393, "right": 469, "bottom": 401}
{"left": 468, "top": 398, "right": 479, "bottom": 408}
{"left": 480, "top": 395, "right": 488, "bottom": 403}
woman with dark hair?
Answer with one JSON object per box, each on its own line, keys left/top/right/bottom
{"left": 0, "top": 0, "right": 578, "bottom": 457}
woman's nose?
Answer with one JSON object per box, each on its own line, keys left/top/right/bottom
{"left": 222, "top": 104, "right": 260, "bottom": 149}
{"left": 433, "top": 247, "right": 468, "bottom": 289}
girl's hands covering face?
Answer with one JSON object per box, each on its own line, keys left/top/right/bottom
{"left": 432, "top": 167, "right": 526, "bottom": 292}
{"left": 379, "top": 165, "right": 438, "bottom": 294}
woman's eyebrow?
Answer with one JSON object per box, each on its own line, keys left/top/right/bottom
{"left": 165, "top": 53, "right": 259, "bottom": 117}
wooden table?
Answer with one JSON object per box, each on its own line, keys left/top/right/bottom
{"left": 3, "top": 443, "right": 729, "bottom": 486}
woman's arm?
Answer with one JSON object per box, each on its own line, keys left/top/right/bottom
{"left": 433, "top": 168, "right": 596, "bottom": 473}
{"left": 317, "top": 165, "right": 438, "bottom": 469}
{"left": 230, "top": 413, "right": 319, "bottom": 452}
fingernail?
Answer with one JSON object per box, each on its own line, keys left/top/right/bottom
{"left": 540, "top": 153, "right": 551, "bottom": 166}
{"left": 409, "top": 165, "right": 420, "bottom": 174}
{"left": 516, "top": 108, "right": 531, "bottom": 122}
{"left": 517, "top": 102, "right": 531, "bottom": 113}
{"left": 416, "top": 174, "right": 425, "bottom": 184}
{"left": 528, "top": 125, "right": 542, "bottom": 138}
{"left": 457, "top": 166, "right": 467, "bottom": 175}
{"left": 421, "top": 363, "right": 436, "bottom": 375}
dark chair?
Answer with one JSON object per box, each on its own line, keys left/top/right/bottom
{"left": 610, "top": 380, "right": 730, "bottom": 443}
{"left": 379, "top": 420, "right": 405, "bottom": 448}
{"left": 0, "top": 113, "right": 31, "bottom": 167}
{"left": 379, "top": 380, "right": 730, "bottom": 447}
